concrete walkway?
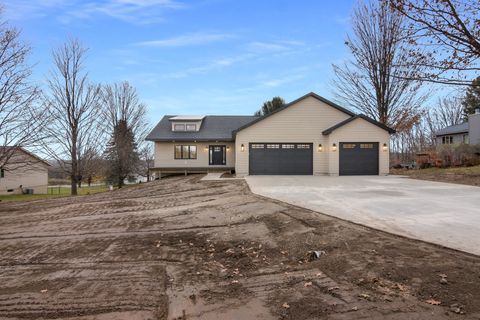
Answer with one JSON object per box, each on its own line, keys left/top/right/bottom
{"left": 200, "top": 172, "right": 243, "bottom": 181}
{"left": 245, "top": 175, "right": 480, "bottom": 255}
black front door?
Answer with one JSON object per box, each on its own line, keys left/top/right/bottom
{"left": 209, "top": 145, "right": 226, "bottom": 165}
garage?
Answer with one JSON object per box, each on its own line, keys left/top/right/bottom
{"left": 249, "top": 143, "right": 313, "bottom": 175}
{"left": 339, "top": 142, "right": 379, "bottom": 175}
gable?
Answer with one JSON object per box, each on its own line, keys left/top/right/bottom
{"left": 234, "top": 92, "right": 354, "bottom": 135}
{"left": 327, "top": 117, "right": 391, "bottom": 141}
{"left": 322, "top": 115, "right": 395, "bottom": 135}
{"left": 235, "top": 95, "right": 352, "bottom": 140}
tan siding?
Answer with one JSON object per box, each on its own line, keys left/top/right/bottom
{"left": 0, "top": 151, "right": 49, "bottom": 194}
{"left": 327, "top": 118, "right": 390, "bottom": 175}
{"left": 235, "top": 96, "right": 351, "bottom": 175}
{"left": 154, "top": 141, "right": 235, "bottom": 168}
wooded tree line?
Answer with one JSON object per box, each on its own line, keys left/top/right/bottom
{"left": 331, "top": 0, "right": 480, "bottom": 162}
{"left": 0, "top": 10, "right": 152, "bottom": 195}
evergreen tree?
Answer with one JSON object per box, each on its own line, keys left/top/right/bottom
{"left": 254, "top": 96, "right": 285, "bottom": 116}
{"left": 462, "top": 77, "right": 480, "bottom": 119}
{"left": 104, "top": 119, "right": 139, "bottom": 187}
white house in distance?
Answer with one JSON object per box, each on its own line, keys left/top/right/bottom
{"left": 0, "top": 147, "right": 50, "bottom": 195}
{"left": 146, "top": 92, "right": 395, "bottom": 177}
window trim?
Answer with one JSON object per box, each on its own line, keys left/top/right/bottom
{"left": 174, "top": 145, "right": 197, "bottom": 159}
{"left": 185, "top": 123, "right": 197, "bottom": 131}
{"left": 173, "top": 123, "right": 186, "bottom": 131}
{"left": 441, "top": 136, "right": 454, "bottom": 144}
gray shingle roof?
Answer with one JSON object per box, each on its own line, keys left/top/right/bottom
{"left": 435, "top": 123, "right": 468, "bottom": 136}
{"left": 146, "top": 115, "right": 259, "bottom": 141}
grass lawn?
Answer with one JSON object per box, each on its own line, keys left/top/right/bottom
{"left": 0, "top": 185, "right": 111, "bottom": 203}
{"left": 391, "top": 165, "right": 480, "bottom": 186}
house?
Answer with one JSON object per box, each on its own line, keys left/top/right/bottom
{"left": 435, "top": 109, "right": 480, "bottom": 145}
{"left": 146, "top": 92, "right": 395, "bottom": 177}
{"left": 0, "top": 147, "right": 50, "bottom": 195}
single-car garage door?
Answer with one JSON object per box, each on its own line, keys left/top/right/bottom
{"left": 339, "top": 142, "right": 379, "bottom": 175}
{"left": 249, "top": 143, "right": 313, "bottom": 175}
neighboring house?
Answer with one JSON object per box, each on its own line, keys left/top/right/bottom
{"left": 146, "top": 92, "right": 395, "bottom": 177}
{"left": 435, "top": 109, "right": 480, "bottom": 145}
{"left": 0, "top": 147, "right": 50, "bottom": 195}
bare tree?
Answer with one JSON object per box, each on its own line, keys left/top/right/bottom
{"left": 43, "top": 39, "right": 104, "bottom": 195}
{"left": 139, "top": 144, "right": 154, "bottom": 182}
{"left": 0, "top": 10, "right": 46, "bottom": 171}
{"left": 424, "top": 96, "right": 464, "bottom": 145}
{"left": 102, "top": 82, "right": 149, "bottom": 187}
{"left": 390, "top": 0, "right": 480, "bottom": 85}
{"left": 102, "top": 82, "right": 149, "bottom": 147}
{"left": 332, "top": 0, "right": 426, "bottom": 133}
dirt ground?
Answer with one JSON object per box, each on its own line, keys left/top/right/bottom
{"left": 1, "top": 175, "right": 480, "bottom": 320}
{"left": 391, "top": 166, "right": 480, "bottom": 186}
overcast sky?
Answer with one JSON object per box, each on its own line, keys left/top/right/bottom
{"left": 4, "top": 0, "right": 358, "bottom": 124}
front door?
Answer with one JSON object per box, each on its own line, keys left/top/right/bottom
{"left": 209, "top": 145, "right": 226, "bottom": 165}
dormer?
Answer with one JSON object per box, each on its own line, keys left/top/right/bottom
{"left": 169, "top": 115, "right": 205, "bottom": 132}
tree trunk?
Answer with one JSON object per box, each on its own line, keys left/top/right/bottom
{"left": 70, "top": 173, "right": 77, "bottom": 195}
{"left": 71, "top": 134, "right": 78, "bottom": 196}
{"left": 118, "top": 176, "right": 124, "bottom": 188}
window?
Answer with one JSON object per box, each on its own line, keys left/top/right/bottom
{"left": 251, "top": 144, "right": 264, "bottom": 149}
{"left": 297, "top": 144, "right": 310, "bottom": 149}
{"left": 266, "top": 144, "right": 280, "bottom": 149}
{"left": 442, "top": 136, "right": 454, "bottom": 144}
{"left": 282, "top": 144, "right": 295, "bottom": 149}
{"left": 174, "top": 123, "right": 186, "bottom": 131}
{"left": 174, "top": 145, "right": 197, "bottom": 159}
{"left": 186, "top": 124, "right": 196, "bottom": 131}
{"left": 0, "top": 168, "right": 4, "bottom": 178}
{"left": 360, "top": 143, "right": 374, "bottom": 149}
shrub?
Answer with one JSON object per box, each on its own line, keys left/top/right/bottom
{"left": 436, "top": 144, "right": 480, "bottom": 167}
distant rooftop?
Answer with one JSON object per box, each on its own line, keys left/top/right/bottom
{"left": 169, "top": 115, "right": 206, "bottom": 121}
{"left": 435, "top": 122, "right": 468, "bottom": 136}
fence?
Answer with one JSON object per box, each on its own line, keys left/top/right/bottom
{"left": 47, "top": 184, "right": 108, "bottom": 195}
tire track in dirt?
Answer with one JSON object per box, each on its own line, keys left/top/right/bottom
{"left": 1, "top": 175, "right": 479, "bottom": 319}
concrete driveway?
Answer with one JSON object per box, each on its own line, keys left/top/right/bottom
{"left": 245, "top": 175, "right": 480, "bottom": 255}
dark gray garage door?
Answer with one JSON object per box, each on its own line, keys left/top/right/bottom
{"left": 249, "top": 143, "right": 313, "bottom": 175}
{"left": 339, "top": 142, "right": 379, "bottom": 175}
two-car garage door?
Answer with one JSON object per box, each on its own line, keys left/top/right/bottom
{"left": 249, "top": 143, "right": 313, "bottom": 175}
{"left": 248, "top": 142, "right": 379, "bottom": 175}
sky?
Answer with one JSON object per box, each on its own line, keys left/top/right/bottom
{"left": 3, "top": 0, "right": 357, "bottom": 125}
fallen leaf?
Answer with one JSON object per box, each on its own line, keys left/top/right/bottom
{"left": 282, "top": 302, "right": 290, "bottom": 309}
{"left": 40, "top": 289, "right": 48, "bottom": 293}
{"left": 304, "top": 281, "right": 313, "bottom": 287}
{"left": 426, "top": 299, "right": 441, "bottom": 305}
